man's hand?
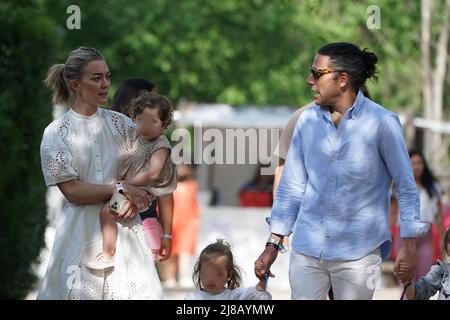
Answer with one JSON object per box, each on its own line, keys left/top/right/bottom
{"left": 394, "top": 238, "right": 416, "bottom": 283}
{"left": 254, "top": 246, "right": 278, "bottom": 281}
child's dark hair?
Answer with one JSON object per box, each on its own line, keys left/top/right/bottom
{"left": 193, "top": 239, "right": 242, "bottom": 290}
{"left": 129, "top": 91, "right": 174, "bottom": 128}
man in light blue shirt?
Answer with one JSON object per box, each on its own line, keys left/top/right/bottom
{"left": 254, "top": 42, "right": 429, "bottom": 299}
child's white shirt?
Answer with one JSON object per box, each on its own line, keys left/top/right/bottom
{"left": 185, "top": 287, "right": 272, "bottom": 300}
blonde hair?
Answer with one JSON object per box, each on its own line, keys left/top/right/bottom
{"left": 44, "top": 47, "right": 105, "bottom": 105}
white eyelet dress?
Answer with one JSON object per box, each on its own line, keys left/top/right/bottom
{"left": 38, "top": 108, "right": 163, "bottom": 300}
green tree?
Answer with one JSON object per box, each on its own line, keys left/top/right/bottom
{"left": 39, "top": 0, "right": 448, "bottom": 112}
{"left": 0, "top": 0, "right": 59, "bottom": 299}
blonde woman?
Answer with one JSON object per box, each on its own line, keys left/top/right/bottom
{"left": 39, "top": 47, "right": 162, "bottom": 299}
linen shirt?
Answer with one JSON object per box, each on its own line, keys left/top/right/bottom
{"left": 270, "top": 90, "right": 429, "bottom": 260}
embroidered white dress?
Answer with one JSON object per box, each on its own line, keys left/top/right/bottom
{"left": 38, "top": 108, "right": 163, "bottom": 300}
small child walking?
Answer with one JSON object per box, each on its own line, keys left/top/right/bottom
{"left": 185, "top": 239, "right": 272, "bottom": 300}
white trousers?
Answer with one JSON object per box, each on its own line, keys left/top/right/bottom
{"left": 289, "top": 248, "right": 382, "bottom": 300}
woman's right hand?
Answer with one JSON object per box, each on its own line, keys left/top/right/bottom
{"left": 122, "top": 181, "right": 152, "bottom": 210}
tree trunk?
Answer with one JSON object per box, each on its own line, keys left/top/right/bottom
{"left": 421, "top": 0, "right": 450, "bottom": 166}
{"left": 431, "top": 0, "right": 450, "bottom": 165}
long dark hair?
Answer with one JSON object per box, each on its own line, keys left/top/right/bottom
{"left": 409, "top": 150, "right": 440, "bottom": 198}
{"left": 111, "top": 78, "right": 155, "bottom": 116}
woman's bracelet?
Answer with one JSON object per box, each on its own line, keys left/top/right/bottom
{"left": 162, "top": 233, "right": 172, "bottom": 239}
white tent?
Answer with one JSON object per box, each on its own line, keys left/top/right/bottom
{"left": 173, "top": 103, "right": 297, "bottom": 206}
{"left": 174, "top": 103, "right": 296, "bottom": 129}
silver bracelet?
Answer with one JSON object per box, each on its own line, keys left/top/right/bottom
{"left": 162, "top": 233, "right": 172, "bottom": 239}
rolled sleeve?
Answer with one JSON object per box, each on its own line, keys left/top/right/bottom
{"left": 378, "top": 113, "right": 429, "bottom": 238}
{"left": 400, "top": 221, "right": 430, "bottom": 238}
{"left": 270, "top": 119, "right": 307, "bottom": 236}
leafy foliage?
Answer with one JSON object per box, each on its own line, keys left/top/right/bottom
{"left": 0, "top": 0, "right": 58, "bottom": 299}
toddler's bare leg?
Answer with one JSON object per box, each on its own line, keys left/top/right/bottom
{"left": 100, "top": 202, "right": 117, "bottom": 257}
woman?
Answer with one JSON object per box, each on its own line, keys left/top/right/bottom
{"left": 39, "top": 47, "right": 162, "bottom": 299}
{"left": 392, "top": 150, "right": 445, "bottom": 282}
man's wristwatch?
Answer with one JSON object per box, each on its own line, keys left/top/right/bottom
{"left": 116, "top": 182, "right": 124, "bottom": 194}
{"left": 266, "top": 236, "right": 283, "bottom": 251}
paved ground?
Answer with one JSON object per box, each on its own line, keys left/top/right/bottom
{"left": 28, "top": 206, "right": 438, "bottom": 300}
{"left": 25, "top": 284, "right": 406, "bottom": 300}
{"left": 160, "top": 287, "right": 404, "bottom": 300}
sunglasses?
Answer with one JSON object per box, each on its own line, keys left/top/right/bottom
{"left": 309, "top": 67, "right": 345, "bottom": 80}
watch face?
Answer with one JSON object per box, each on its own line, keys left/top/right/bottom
{"left": 268, "top": 238, "right": 281, "bottom": 245}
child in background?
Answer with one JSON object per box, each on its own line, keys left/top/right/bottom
{"left": 185, "top": 239, "right": 271, "bottom": 300}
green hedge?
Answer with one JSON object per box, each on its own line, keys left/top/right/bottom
{"left": 0, "top": 1, "right": 59, "bottom": 299}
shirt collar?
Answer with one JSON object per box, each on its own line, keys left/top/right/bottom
{"left": 69, "top": 107, "right": 101, "bottom": 120}
{"left": 348, "top": 89, "right": 365, "bottom": 119}
{"left": 319, "top": 89, "right": 365, "bottom": 121}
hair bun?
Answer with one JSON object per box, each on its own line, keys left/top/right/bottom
{"left": 362, "top": 49, "right": 378, "bottom": 80}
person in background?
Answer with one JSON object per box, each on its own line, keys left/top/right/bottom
{"left": 391, "top": 150, "right": 445, "bottom": 282}
{"left": 160, "top": 164, "right": 201, "bottom": 288}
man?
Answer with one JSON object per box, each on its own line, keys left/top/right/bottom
{"left": 255, "top": 42, "right": 429, "bottom": 300}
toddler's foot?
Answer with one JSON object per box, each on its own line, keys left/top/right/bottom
{"left": 86, "top": 253, "right": 115, "bottom": 270}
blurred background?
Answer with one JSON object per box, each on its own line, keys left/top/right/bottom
{"left": 1, "top": 0, "right": 449, "bottom": 299}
